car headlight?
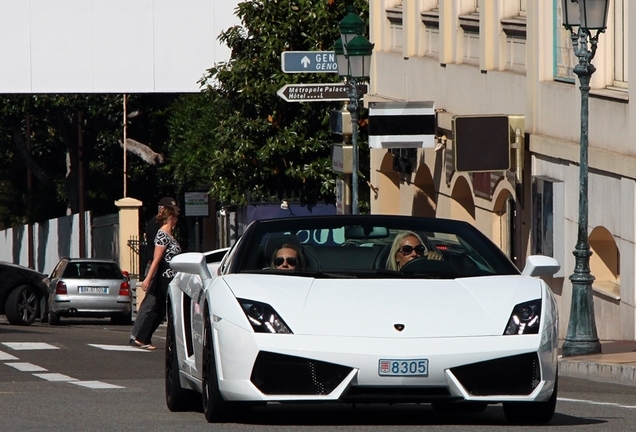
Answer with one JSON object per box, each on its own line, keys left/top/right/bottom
{"left": 237, "top": 299, "right": 292, "bottom": 334}
{"left": 503, "top": 299, "right": 541, "bottom": 335}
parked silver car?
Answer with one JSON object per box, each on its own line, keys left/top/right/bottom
{"left": 48, "top": 258, "right": 132, "bottom": 325}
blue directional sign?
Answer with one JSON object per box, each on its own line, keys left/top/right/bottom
{"left": 281, "top": 51, "right": 338, "bottom": 73}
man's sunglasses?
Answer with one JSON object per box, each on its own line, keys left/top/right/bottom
{"left": 274, "top": 256, "right": 297, "bottom": 266}
{"left": 399, "top": 245, "right": 425, "bottom": 255}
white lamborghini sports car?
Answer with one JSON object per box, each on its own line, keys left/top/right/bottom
{"left": 165, "top": 215, "right": 560, "bottom": 424}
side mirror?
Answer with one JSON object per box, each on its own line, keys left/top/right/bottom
{"left": 521, "top": 255, "right": 560, "bottom": 277}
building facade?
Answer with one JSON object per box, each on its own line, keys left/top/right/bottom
{"left": 367, "top": 0, "right": 635, "bottom": 340}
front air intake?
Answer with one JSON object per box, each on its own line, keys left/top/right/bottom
{"left": 250, "top": 351, "right": 352, "bottom": 395}
{"left": 449, "top": 352, "right": 541, "bottom": 396}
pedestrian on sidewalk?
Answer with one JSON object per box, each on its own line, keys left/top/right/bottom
{"left": 129, "top": 196, "right": 177, "bottom": 346}
{"left": 134, "top": 204, "right": 181, "bottom": 350}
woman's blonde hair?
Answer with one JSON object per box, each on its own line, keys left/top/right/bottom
{"left": 157, "top": 205, "right": 179, "bottom": 225}
{"left": 386, "top": 231, "right": 426, "bottom": 271}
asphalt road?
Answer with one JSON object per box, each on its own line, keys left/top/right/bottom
{"left": 1, "top": 317, "right": 636, "bottom": 432}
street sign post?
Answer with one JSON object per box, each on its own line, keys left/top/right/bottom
{"left": 281, "top": 51, "right": 338, "bottom": 73}
{"left": 277, "top": 83, "right": 367, "bottom": 103}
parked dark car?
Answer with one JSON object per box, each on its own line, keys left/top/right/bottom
{"left": 0, "top": 261, "right": 50, "bottom": 325}
{"left": 48, "top": 258, "right": 132, "bottom": 325}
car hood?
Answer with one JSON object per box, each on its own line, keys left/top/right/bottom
{"left": 224, "top": 274, "right": 546, "bottom": 338}
{"left": 0, "top": 261, "right": 50, "bottom": 292}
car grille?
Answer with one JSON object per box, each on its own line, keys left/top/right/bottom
{"left": 250, "top": 351, "right": 352, "bottom": 395}
{"left": 340, "top": 386, "right": 454, "bottom": 403}
{"left": 449, "top": 352, "right": 541, "bottom": 396}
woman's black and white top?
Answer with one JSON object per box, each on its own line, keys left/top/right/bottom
{"left": 155, "top": 230, "right": 181, "bottom": 278}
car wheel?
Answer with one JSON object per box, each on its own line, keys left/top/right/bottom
{"left": 48, "top": 310, "right": 60, "bottom": 326}
{"left": 165, "top": 306, "right": 201, "bottom": 412}
{"left": 202, "top": 306, "right": 230, "bottom": 423}
{"left": 110, "top": 312, "right": 132, "bottom": 325}
{"left": 5, "top": 285, "right": 39, "bottom": 326}
{"left": 503, "top": 375, "right": 558, "bottom": 424}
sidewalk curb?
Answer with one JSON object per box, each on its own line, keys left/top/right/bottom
{"left": 559, "top": 358, "right": 636, "bottom": 386}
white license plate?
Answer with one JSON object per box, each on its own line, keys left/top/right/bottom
{"left": 378, "top": 359, "right": 429, "bottom": 376}
{"left": 78, "top": 286, "right": 109, "bottom": 294}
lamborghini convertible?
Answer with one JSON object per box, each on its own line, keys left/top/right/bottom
{"left": 165, "top": 215, "right": 560, "bottom": 424}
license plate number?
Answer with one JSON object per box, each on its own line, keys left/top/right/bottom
{"left": 378, "top": 359, "right": 428, "bottom": 376}
{"left": 78, "top": 287, "right": 109, "bottom": 294}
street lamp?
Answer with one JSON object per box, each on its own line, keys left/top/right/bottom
{"left": 560, "top": 0, "right": 610, "bottom": 357}
{"left": 335, "top": 7, "right": 373, "bottom": 215}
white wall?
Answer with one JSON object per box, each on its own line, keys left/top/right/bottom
{"left": 0, "top": 213, "right": 90, "bottom": 275}
{"left": 0, "top": 0, "right": 240, "bottom": 93}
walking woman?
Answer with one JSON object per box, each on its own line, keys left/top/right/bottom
{"left": 134, "top": 205, "right": 181, "bottom": 350}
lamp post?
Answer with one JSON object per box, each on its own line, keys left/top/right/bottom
{"left": 560, "top": 0, "right": 610, "bottom": 357}
{"left": 335, "top": 8, "right": 373, "bottom": 215}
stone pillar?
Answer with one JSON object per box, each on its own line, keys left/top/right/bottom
{"left": 114, "top": 197, "right": 143, "bottom": 309}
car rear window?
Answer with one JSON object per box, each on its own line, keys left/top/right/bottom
{"left": 63, "top": 263, "right": 122, "bottom": 279}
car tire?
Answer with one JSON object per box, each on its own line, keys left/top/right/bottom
{"left": 503, "top": 375, "right": 558, "bottom": 424}
{"left": 202, "top": 306, "right": 230, "bottom": 423}
{"left": 165, "top": 306, "right": 201, "bottom": 412}
{"left": 48, "top": 310, "right": 60, "bottom": 326}
{"left": 5, "top": 285, "right": 39, "bottom": 326}
{"left": 110, "top": 312, "right": 132, "bottom": 325}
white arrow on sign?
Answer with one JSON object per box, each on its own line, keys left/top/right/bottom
{"left": 301, "top": 56, "right": 311, "bottom": 68}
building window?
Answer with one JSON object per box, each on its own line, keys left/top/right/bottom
{"left": 553, "top": 0, "right": 577, "bottom": 82}
{"left": 385, "top": 2, "right": 403, "bottom": 53}
{"left": 589, "top": 226, "right": 620, "bottom": 300}
{"left": 613, "top": 0, "right": 628, "bottom": 88}
{"left": 532, "top": 176, "right": 564, "bottom": 277}
{"left": 501, "top": 0, "right": 528, "bottom": 72}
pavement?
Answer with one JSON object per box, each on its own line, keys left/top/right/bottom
{"left": 558, "top": 340, "right": 636, "bottom": 386}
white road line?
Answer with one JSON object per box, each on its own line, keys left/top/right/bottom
{"left": 88, "top": 344, "right": 150, "bottom": 352}
{"left": 559, "top": 397, "right": 636, "bottom": 409}
{"left": 2, "top": 342, "right": 59, "bottom": 350}
{"left": 33, "top": 373, "right": 78, "bottom": 382}
{"left": 70, "top": 381, "right": 124, "bottom": 389}
{"left": 0, "top": 350, "right": 18, "bottom": 361}
{"left": 5, "top": 362, "right": 47, "bottom": 372}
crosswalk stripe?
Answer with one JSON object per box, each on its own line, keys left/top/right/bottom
{"left": 0, "top": 350, "right": 19, "bottom": 361}
{"left": 2, "top": 342, "right": 59, "bottom": 350}
{"left": 88, "top": 344, "right": 150, "bottom": 352}
{"left": 33, "top": 373, "right": 78, "bottom": 382}
{"left": 5, "top": 362, "right": 47, "bottom": 372}
{"left": 70, "top": 381, "right": 124, "bottom": 389}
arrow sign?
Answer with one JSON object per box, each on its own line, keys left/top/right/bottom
{"left": 277, "top": 83, "right": 367, "bottom": 103}
{"left": 281, "top": 51, "right": 338, "bottom": 73}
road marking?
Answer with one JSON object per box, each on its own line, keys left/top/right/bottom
{"left": 88, "top": 344, "right": 150, "bottom": 352}
{"left": 5, "top": 362, "right": 47, "bottom": 372}
{"left": 559, "top": 397, "right": 636, "bottom": 409}
{"left": 2, "top": 342, "right": 59, "bottom": 350}
{"left": 0, "top": 350, "right": 18, "bottom": 361}
{"left": 70, "top": 381, "right": 124, "bottom": 389}
{"left": 33, "top": 373, "right": 78, "bottom": 382}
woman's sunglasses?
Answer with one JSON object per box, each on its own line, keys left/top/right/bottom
{"left": 274, "top": 256, "right": 297, "bottom": 266}
{"left": 399, "top": 244, "right": 425, "bottom": 255}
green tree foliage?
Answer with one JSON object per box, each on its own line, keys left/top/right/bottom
{"left": 0, "top": 93, "right": 177, "bottom": 226}
{"left": 167, "top": 0, "right": 369, "bottom": 206}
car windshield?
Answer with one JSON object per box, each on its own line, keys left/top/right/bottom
{"left": 229, "top": 216, "right": 519, "bottom": 279}
{"left": 63, "top": 262, "right": 122, "bottom": 279}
